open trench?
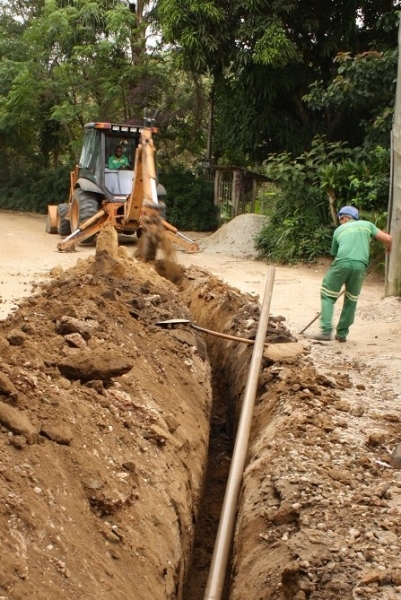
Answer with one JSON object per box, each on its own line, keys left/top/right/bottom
{"left": 180, "top": 267, "right": 256, "bottom": 600}
{"left": 183, "top": 367, "right": 234, "bottom": 599}
{"left": 178, "top": 265, "right": 298, "bottom": 599}
{"left": 179, "top": 263, "right": 401, "bottom": 600}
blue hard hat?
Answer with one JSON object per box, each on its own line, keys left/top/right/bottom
{"left": 337, "top": 206, "right": 359, "bottom": 220}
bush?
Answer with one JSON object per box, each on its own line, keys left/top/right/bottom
{"left": 256, "top": 196, "right": 333, "bottom": 263}
{"left": 256, "top": 137, "right": 390, "bottom": 263}
{"left": 0, "top": 165, "right": 71, "bottom": 213}
{"left": 161, "top": 168, "right": 218, "bottom": 231}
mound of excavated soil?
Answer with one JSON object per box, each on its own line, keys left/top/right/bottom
{"left": 198, "top": 213, "right": 267, "bottom": 259}
{"left": 0, "top": 227, "right": 214, "bottom": 600}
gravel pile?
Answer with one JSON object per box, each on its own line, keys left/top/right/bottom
{"left": 357, "top": 296, "right": 401, "bottom": 322}
{"left": 199, "top": 213, "right": 268, "bottom": 259}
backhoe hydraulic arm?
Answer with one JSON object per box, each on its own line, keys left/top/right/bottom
{"left": 123, "top": 126, "right": 159, "bottom": 228}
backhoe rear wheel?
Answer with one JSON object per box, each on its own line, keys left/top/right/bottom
{"left": 70, "top": 190, "right": 99, "bottom": 244}
{"left": 57, "top": 203, "right": 71, "bottom": 237}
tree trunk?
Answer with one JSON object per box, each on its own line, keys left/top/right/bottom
{"left": 327, "top": 189, "right": 337, "bottom": 226}
{"left": 206, "top": 86, "right": 214, "bottom": 163}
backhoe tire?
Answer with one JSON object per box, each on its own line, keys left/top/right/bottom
{"left": 70, "top": 190, "right": 99, "bottom": 244}
{"left": 70, "top": 190, "right": 99, "bottom": 231}
{"left": 57, "top": 203, "right": 71, "bottom": 237}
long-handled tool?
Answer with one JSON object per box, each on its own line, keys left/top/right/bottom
{"left": 156, "top": 318, "right": 269, "bottom": 346}
{"left": 299, "top": 290, "right": 345, "bottom": 334}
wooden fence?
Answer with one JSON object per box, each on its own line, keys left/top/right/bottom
{"left": 203, "top": 167, "right": 271, "bottom": 223}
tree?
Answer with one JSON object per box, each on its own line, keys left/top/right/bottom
{"left": 157, "top": 0, "right": 401, "bottom": 163}
{"left": 0, "top": 0, "right": 160, "bottom": 171}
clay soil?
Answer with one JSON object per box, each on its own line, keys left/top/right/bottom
{"left": 0, "top": 211, "right": 401, "bottom": 600}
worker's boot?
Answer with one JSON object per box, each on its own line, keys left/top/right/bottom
{"left": 335, "top": 335, "right": 347, "bottom": 343}
{"left": 309, "top": 331, "right": 332, "bottom": 341}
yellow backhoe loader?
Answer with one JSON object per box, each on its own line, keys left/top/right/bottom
{"left": 46, "top": 118, "right": 199, "bottom": 259}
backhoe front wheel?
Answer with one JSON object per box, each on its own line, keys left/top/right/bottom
{"left": 70, "top": 190, "right": 99, "bottom": 244}
{"left": 70, "top": 190, "right": 99, "bottom": 231}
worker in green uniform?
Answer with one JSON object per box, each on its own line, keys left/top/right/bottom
{"left": 310, "top": 206, "right": 392, "bottom": 342}
{"left": 107, "top": 145, "right": 130, "bottom": 170}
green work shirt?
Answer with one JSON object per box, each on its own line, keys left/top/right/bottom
{"left": 107, "top": 155, "right": 130, "bottom": 169}
{"left": 331, "top": 220, "right": 379, "bottom": 266}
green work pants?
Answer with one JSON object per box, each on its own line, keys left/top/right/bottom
{"left": 320, "top": 260, "right": 367, "bottom": 338}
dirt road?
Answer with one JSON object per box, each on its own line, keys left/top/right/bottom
{"left": 1, "top": 210, "right": 400, "bottom": 377}
{"left": 2, "top": 209, "right": 400, "bottom": 451}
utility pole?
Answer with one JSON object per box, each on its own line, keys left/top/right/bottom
{"left": 386, "top": 16, "right": 401, "bottom": 297}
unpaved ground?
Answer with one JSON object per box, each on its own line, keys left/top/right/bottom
{"left": 0, "top": 211, "right": 401, "bottom": 599}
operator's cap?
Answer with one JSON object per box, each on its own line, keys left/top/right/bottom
{"left": 337, "top": 206, "right": 359, "bottom": 220}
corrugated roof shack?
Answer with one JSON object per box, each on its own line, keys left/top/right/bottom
{"left": 206, "top": 165, "right": 272, "bottom": 223}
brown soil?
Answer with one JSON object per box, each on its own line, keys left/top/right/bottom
{"left": 0, "top": 212, "right": 400, "bottom": 600}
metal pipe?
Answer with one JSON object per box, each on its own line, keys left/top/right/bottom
{"left": 203, "top": 267, "right": 276, "bottom": 600}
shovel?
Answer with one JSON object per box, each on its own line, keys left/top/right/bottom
{"left": 156, "top": 319, "right": 267, "bottom": 346}
{"left": 299, "top": 289, "right": 345, "bottom": 334}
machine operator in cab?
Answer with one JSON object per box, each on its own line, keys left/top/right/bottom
{"left": 107, "top": 144, "right": 130, "bottom": 170}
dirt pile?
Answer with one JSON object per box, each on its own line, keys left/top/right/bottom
{"left": 0, "top": 226, "right": 214, "bottom": 600}
{"left": 232, "top": 362, "right": 401, "bottom": 600}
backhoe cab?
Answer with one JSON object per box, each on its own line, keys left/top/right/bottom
{"left": 46, "top": 120, "right": 199, "bottom": 258}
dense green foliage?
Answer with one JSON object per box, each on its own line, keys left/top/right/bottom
{"left": 0, "top": 0, "right": 400, "bottom": 266}
{"left": 155, "top": 0, "right": 399, "bottom": 266}
{"left": 162, "top": 169, "right": 218, "bottom": 231}
{"left": 257, "top": 199, "right": 334, "bottom": 264}
{"left": 0, "top": 164, "right": 71, "bottom": 212}
{"left": 157, "top": 1, "right": 401, "bottom": 161}
{"left": 256, "top": 139, "right": 391, "bottom": 262}
{"left": 0, "top": 1, "right": 209, "bottom": 178}
{"left": 253, "top": 36, "right": 396, "bottom": 263}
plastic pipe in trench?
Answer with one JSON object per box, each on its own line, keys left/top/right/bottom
{"left": 203, "top": 266, "right": 276, "bottom": 600}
